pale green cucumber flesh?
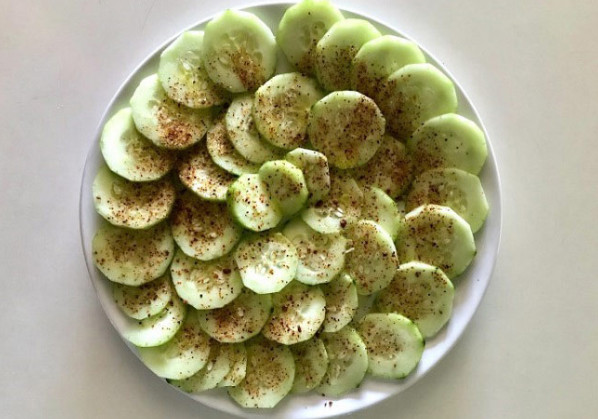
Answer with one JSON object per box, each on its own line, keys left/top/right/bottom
{"left": 376, "top": 261, "right": 454, "bottom": 338}
{"left": 262, "top": 281, "right": 326, "bottom": 345}
{"left": 197, "top": 288, "right": 272, "bottom": 343}
{"left": 93, "top": 165, "right": 176, "bottom": 229}
{"left": 171, "top": 191, "right": 242, "bottom": 261}
{"left": 277, "top": 0, "right": 344, "bottom": 75}
{"left": 100, "top": 107, "right": 176, "bottom": 182}
{"left": 314, "top": 19, "right": 381, "bottom": 91}
{"left": 406, "top": 167, "right": 489, "bottom": 232}
{"left": 357, "top": 313, "right": 424, "bottom": 379}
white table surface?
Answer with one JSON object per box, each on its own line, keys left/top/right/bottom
{"left": 2, "top": 0, "right": 597, "bottom": 417}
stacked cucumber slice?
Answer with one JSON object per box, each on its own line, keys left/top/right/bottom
{"left": 91, "top": 0, "right": 490, "bottom": 408}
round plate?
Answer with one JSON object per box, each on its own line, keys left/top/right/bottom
{"left": 80, "top": 3, "right": 502, "bottom": 418}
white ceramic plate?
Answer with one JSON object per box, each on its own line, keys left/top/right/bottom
{"left": 80, "top": 3, "right": 502, "bottom": 418}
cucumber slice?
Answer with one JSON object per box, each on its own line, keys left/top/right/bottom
{"left": 376, "top": 261, "right": 454, "bottom": 338}
{"left": 130, "top": 74, "right": 211, "bottom": 150}
{"left": 316, "top": 326, "right": 368, "bottom": 397}
{"left": 357, "top": 313, "right": 424, "bottom": 379}
{"left": 227, "top": 174, "right": 283, "bottom": 231}
{"left": 379, "top": 63, "right": 457, "bottom": 140}
{"left": 122, "top": 293, "right": 186, "bottom": 347}
{"left": 206, "top": 119, "right": 259, "bottom": 175}
{"left": 407, "top": 113, "right": 488, "bottom": 175}
{"left": 351, "top": 35, "right": 425, "bottom": 101}
{"left": 225, "top": 94, "right": 283, "bottom": 164}
{"left": 277, "top": 0, "right": 344, "bottom": 75}
{"left": 262, "top": 281, "right": 326, "bottom": 345}
{"left": 285, "top": 148, "right": 330, "bottom": 203}
{"left": 93, "top": 165, "right": 176, "bottom": 229}
{"left": 406, "top": 168, "right": 489, "bottom": 232}
{"left": 217, "top": 343, "right": 248, "bottom": 387}
{"left": 362, "top": 187, "right": 403, "bottom": 241}
{"left": 171, "top": 191, "right": 242, "bottom": 261}
{"left": 234, "top": 232, "right": 299, "bottom": 294}
{"left": 308, "top": 91, "right": 385, "bottom": 169}
{"left": 282, "top": 217, "right": 347, "bottom": 285}
{"left": 158, "top": 31, "right": 228, "bottom": 108}
{"left": 259, "top": 160, "right": 308, "bottom": 217}
{"left": 92, "top": 222, "right": 174, "bottom": 286}
{"left": 301, "top": 171, "right": 363, "bottom": 234}
{"left": 178, "top": 143, "right": 235, "bottom": 202}
{"left": 203, "top": 10, "right": 277, "bottom": 93}
{"left": 351, "top": 134, "right": 413, "bottom": 198}
{"left": 314, "top": 19, "right": 381, "bottom": 91}
{"left": 345, "top": 220, "right": 398, "bottom": 295}
{"left": 228, "top": 337, "right": 295, "bottom": 408}
{"left": 100, "top": 108, "right": 176, "bottom": 182}
{"left": 112, "top": 272, "right": 173, "bottom": 320}
{"left": 399, "top": 204, "right": 476, "bottom": 278}
{"left": 253, "top": 72, "right": 324, "bottom": 149}
{"left": 170, "top": 249, "right": 243, "bottom": 310}
{"left": 197, "top": 288, "right": 272, "bottom": 343}
{"left": 321, "top": 273, "right": 358, "bottom": 333}
{"left": 171, "top": 340, "right": 232, "bottom": 392}
{"left": 290, "top": 337, "right": 329, "bottom": 393}
{"left": 137, "top": 310, "right": 211, "bottom": 379}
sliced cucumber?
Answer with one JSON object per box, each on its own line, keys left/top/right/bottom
{"left": 158, "top": 31, "right": 228, "bottom": 108}
{"left": 345, "top": 220, "right": 398, "bottom": 295}
{"left": 351, "top": 134, "right": 413, "bottom": 198}
{"left": 399, "top": 204, "right": 476, "bottom": 278}
{"left": 178, "top": 143, "right": 235, "bottom": 202}
{"left": 225, "top": 94, "right": 283, "bottom": 164}
{"left": 130, "top": 74, "right": 211, "bottom": 149}
{"left": 285, "top": 148, "right": 330, "bottom": 203}
{"left": 301, "top": 170, "right": 363, "bottom": 234}
{"left": 227, "top": 174, "right": 283, "bottom": 232}
{"left": 321, "top": 273, "right": 358, "bottom": 333}
{"left": 100, "top": 108, "right": 176, "bottom": 182}
{"left": 259, "top": 160, "right": 308, "bottom": 217}
{"left": 197, "top": 288, "right": 272, "bottom": 343}
{"left": 122, "top": 293, "right": 186, "bottom": 347}
{"left": 262, "top": 281, "right": 326, "bottom": 345}
{"left": 407, "top": 168, "right": 489, "bottom": 232}
{"left": 253, "top": 72, "right": 324, "bottom": 149}
{"left": 203, "top": 10, "right": 277, "bottom": 92}
{"left": 206, "top": 118, "right": 259, "bottom": 175}
{"left": 316, "top": 326, "right": 368, "bottom": 397}
{"left": 277, "top": 0, "right": 344, "bottom": 75}
{"left": 234, "top": 231, "right": 299, "bottom": 294}
{"left": 376, "top": 261, "right": 454, "bottom": 338}
{"left": 217, "top": 343, "right": 248, "bottom": 387}
{"left": 379, "top": 63, "right": 457, "bottom": 140}
{"left": 407, "top": 113, "right": 488, "bottom": 175}
{"left": 282, "top": 217, "right": 346, "bottom": 285}
{"left": 170, "top": 249, "right": 243, "bottom": 310}
{"left": 290, "top": 337, "right": 328, "bottom": 393}
{"left": 308, "top": 91, "right": 385, "bottom": 169}
{"left": 92, "top": 222, "right": 174, "bottom": 286}
{"left": 362, "top": 187, "right": 403, "bottom": 241}
{"left": 93, "top": 165, "right": 176, "bottom": 229}
{"left": 357, "top": 313, "right": 424, "bottom": 379}
{"left": 137, "top": 310, "right": 211, "bottom": 379}
{"left": 170, "top": 340, "right": 232, "bottom": 392}
{"left": 112, "top": 272, "right": 173, "bottom": 320}
{"left": 228, "top": 337, "right": 295, "bottom": 408}
{"left": 171, "top": 191, "right": 242, "bottom": 261}
{"left": 314, "top": 19, "right": 381, "bottom": 91}
{"left": 351, "top": 35, "right": 425, "bottom": 101}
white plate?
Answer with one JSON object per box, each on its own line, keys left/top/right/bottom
{"left": 79, "top": 3, "right": 502, "bottom": 418}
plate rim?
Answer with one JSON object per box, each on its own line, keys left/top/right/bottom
{"left": 79, "top": 2, "right": 502, "bottom": 418}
